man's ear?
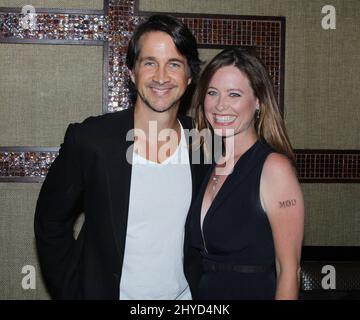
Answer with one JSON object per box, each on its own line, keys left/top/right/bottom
{"left": 129, "top": 69, "right": 135, "bottom": 84}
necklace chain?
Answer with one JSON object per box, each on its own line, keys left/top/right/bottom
{"left": 209, "top": 145, "right": 255, "bottom": 200}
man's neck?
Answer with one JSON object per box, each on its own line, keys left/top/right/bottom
{"left": 134, "top": 103, "right": 180, "bottom": 135}
{"left": 133, "top": 103, "right": 182, "bottom": 164}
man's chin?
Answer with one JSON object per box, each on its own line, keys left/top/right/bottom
{"left": 145, "top": 101, "right": 178, "bottom": 113}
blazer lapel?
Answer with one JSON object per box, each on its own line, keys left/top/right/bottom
{"left": 178, "top": 115, "right": 212, "bottom": 202}
{"left": 103, "top": 108, "right": 134, "bottom": 261}
{"left": 178, "top": 115, "right": 198, "bottom": 200}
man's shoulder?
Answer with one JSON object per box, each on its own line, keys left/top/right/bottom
{"left": 77, "top": 108, "right": 133, "bottom": 129}
{"left": 69, "top": 108, "right": 133, "bottom": 137}
{"left": 65, "top": 108, "right": 134, "bottom": 148}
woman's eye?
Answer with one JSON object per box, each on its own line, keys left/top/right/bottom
{"left": 229, "top": 92, "right": 241, "bottom": 97}
{"left": 207, "top": 90, "right": 217, "bottom": 96}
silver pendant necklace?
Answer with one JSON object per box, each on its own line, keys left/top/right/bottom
{"left": 211, "top": 173, "right": 220, "bottom": 200}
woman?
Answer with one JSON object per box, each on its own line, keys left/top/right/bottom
{"left": 189, "top": 47, "right": 304, "bottom": 300}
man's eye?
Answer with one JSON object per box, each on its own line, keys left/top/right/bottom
{"left": 169, "top": 62, "right": 181, "bottom": 68}
{"left": 144, "top": 61, "right": 154, "bottom": 66}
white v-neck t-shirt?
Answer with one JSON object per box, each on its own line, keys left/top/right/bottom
{"left": 119, "top": 122, "right": 192, "bottom": 300}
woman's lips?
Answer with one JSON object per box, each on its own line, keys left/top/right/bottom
{"left": 213, "top": 114, "right": 237, "bottom": 126}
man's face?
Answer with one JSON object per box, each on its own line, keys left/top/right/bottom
{"left": 130, "top": 31, "right": 192, "bottom": 113}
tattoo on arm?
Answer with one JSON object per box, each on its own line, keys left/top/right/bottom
{"left": 279, "top": 199, "right": 297, "bottom": 209}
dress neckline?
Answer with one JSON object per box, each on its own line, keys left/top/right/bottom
{"left": 200, "top": 139, "right": 261, "bottom": 230}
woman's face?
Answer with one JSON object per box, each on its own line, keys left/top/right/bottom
{"left": 204, "top": 65, "right": 258, "bottom": 138}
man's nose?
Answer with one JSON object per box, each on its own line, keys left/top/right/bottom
{"left": 152, "top": 65, "right": 170, "bottom": 84}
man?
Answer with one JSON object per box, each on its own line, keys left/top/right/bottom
{"left": 34, "top": 14, "right": 207, "bottom": 299}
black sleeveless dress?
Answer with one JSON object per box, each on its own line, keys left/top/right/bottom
{"left": 189, "top": 140, "right": 277, "bottom": 300}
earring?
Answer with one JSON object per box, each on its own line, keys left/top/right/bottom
{"left": 256, "top": 108, "right": 260, "bottom": 120}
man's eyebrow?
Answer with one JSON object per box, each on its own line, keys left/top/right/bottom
{"left": 139, "top": 56, "right": 156, "bottom": 62}
{"left": 139, "top": 57, "right": 186, "bottom": 64}
{"left": 168, "top": 58, "right": 186, "bottom": 64}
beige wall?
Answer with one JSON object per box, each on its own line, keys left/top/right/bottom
{"left": 0, "top": 183, "right": 49, "bottom": 299}
{"left": 0, "top": 183, "right": 84, "bottom": 299}
{"left": 302, "top": 184, "right": 360, "bottom": 246}
{"left": 0, "top": 44, "right": 103, "bottom": 146}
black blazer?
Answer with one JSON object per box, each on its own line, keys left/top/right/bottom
{"left": 34, "top": 107, "right": 208, "bottom": 299}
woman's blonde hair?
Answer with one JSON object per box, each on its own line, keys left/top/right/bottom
{"left": 193, "top": 47, "right": 295, "bottom": 164}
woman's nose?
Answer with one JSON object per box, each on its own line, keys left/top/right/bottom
{"left": 215, "top": 96, "right": 229, "bottom": 112}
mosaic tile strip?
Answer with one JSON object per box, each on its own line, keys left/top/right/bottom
{"left": 107, "top": 0, "right": 136, "bottom": 111}
{"left": 1, "top": 149, "right": 359, "bottom": 181}
{"left": 0, "top": 150, "right": 58, "bottom": 179}
{"left": 0, "top": 12, "right": 109, "bottom": 40}
{"left": 182, "top": 17, "right": 283, "bottom": 103}
{"left": 295, "top": 151, "right": 360, "bottom": 182}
